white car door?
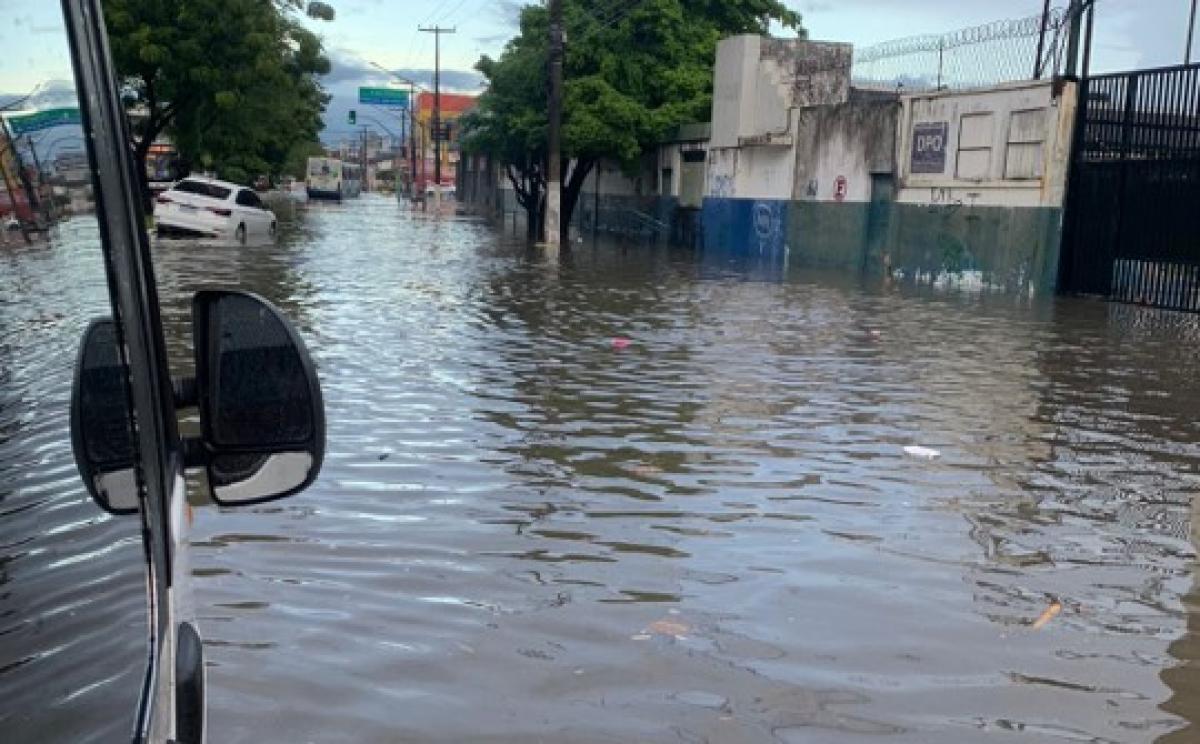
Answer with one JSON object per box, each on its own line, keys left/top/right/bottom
{"left": 234, "top": 190, "right": 266, "bottom": 237}
{"left": 249, "top": 191, "right": 274, "bottom": 236}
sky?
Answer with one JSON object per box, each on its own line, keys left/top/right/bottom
{"left": 312, "top": 0, "right": 1200, "bottom": 143}
{"left": 317, "top": 0, "right": 1200, "bottom": 75}
{"left": 4, "top": 0, "right": 1200, "bottom": 144}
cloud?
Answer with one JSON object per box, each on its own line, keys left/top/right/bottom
{"left": 318, "top": 49, "right": 483, "bottom": 143}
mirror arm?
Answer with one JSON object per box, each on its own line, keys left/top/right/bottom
{"left": 181, "top": 437, "right": 208, "bottom": 469}
{"left": 174, "top": 377, "right": 198, "bottom": 408}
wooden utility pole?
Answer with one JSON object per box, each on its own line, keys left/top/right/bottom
{"left": 546, "top": 0, "right": 564, "bottom": 246}
{"left": 420, "top": 25, "right": 455, "bottom": 212}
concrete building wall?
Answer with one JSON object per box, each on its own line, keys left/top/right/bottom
{"left": 895, "top": 80, "right": 1078, "bottom": 208}
{"left": 786, "top": 97, "right": 900, "bottom": 269}
{"left": 884, "top": 80, "right": 1079, "bottom": 293}
{"left": 793, "top": 97, "right": 899, "bottom": 204}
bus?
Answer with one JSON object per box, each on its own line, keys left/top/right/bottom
{"left": 305, "top": 156, "right": 363, "bottom": 201}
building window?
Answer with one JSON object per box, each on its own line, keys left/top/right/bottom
{"left": 661, "top": 168, "right": 673, "bottom": 196}
{"left": 1004, "top": 108, "right": 1047, "bottom": 181}
{"left": 956, "top": 112, "right": 994, "bottom": 181}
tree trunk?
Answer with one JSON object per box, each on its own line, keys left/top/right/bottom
{"left": 526, "top": 196, "right": 540, "bottom": 242}
{"left": 560, "top": 158, "right": 594, "bottom": 244}
{"left": 133, "top": 137, "right": 154, "bottom": 216}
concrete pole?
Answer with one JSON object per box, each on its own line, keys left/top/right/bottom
{"left": 546, "top": 0, "right": 564, "bottom": 246}
{"left": 410, "top": 84, "right": 418, "bottom": 201}
{"left": 420, "top": 26, "right": 455, "bottom": 213}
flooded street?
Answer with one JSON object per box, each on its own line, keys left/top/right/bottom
{"left": 5, "top": 194, "right": 1200, "bottom": 742}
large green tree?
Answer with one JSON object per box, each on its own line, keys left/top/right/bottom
{"left": 463, "top": 0, "right": 803, "bottom": 241}
{"left": 102, "top": 0, "right": 333, "bottom": 200}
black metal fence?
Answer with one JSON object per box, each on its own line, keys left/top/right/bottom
{"left": 852, "top": 8, "right": 1070, "bottom": 93}
{"left": 1060, "top": 65, "right": 1200, "bottom": 311}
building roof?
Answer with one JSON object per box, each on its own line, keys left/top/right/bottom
{"left": 416, "top": 92, "right": 478, "bottom": 116}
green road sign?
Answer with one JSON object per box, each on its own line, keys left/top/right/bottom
{"left": 4, "top": 107, "right": 82, "bottom": 136}
{"left": 359, "top": 87, "right": 409, "bottom": 108}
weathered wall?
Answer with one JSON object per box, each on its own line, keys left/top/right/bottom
{"left": 793, "top": 96, "right": 899, "bottom": 204}
{"left": 707, "top": 35, "right": 855, "bottom": 203}
{"left": 895, "top": 80, "right": 1078, "bottom": 208}
{"left": 876, "top": 80, "right": 1078, "bottom": 293}
{"left": 884, "top": 204, "right": 1063, "bottom": 293}
{"left": 702, "top": 197, "right": 790, "bottom": 260}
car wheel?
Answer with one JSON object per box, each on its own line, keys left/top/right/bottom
{"left": 235, "top": 223, "right": 246, "bottom": 244}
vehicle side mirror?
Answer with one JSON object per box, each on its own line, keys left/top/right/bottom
{"left": 70, "top": 319, "right": 140, "bottom": 515}
{"left": 192, "top": 291, "right": 325, "bottom": 506}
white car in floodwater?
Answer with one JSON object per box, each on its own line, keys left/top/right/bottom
{"left": 155, "top": 176, "right": 277, "bottom": 243}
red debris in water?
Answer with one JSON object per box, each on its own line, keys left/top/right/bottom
{"left": 612, "top": 337, "right": 632, "bottom": 350}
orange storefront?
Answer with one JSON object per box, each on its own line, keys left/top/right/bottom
{"left": 415, "top": 92, "right": 476, "bottom": 190}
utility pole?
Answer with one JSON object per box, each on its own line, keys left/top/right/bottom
{"left": 420, "top": 25, "right": 455, "bottom": 213}
{"left": 410, "top": 84, "right": 418, "bottom": 202}
{"left": 546, "top": 0, "right": 564, "bottom": 246}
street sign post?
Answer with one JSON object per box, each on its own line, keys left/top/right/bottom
{"left": 358, "top": 87, "right": 409, "bottom": 108}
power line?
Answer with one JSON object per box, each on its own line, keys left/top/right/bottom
{"left": 436, "top": 0, "right": 477, "bottom": 26}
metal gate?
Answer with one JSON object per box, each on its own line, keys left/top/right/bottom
{"left": 1060, "top": 64, "right": 1200, "bottom": 311}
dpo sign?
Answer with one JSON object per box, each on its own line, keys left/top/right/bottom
{"left": 911, "top": 122, "right": 949, "bottom": 174}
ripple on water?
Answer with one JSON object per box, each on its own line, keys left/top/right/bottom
{"left": 7, "top": 199, "right": 1200, "bottom": 743}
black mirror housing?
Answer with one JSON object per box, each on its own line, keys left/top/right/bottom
{"left": 69, "top": 318, "right": 141, "bottom": 515}
{"left": 192, "top": 291, "right": 325, "bottom": 506}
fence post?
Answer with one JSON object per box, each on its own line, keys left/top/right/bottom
{"left": 1065, "top": 0, "right": 1083, "bottom": 78}
{"left": 1034, "top": 0, "right": 1052, "bottom": 79}
{"left": 937, "top": 39, "right": 945, "bottom": 89}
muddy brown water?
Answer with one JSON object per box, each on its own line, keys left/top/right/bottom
{"left": 3, "top": 195, "right": 1200, "bottom": 743}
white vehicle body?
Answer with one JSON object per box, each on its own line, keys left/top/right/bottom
{"left": 306, "top": 157, "right": 345, "bottom": 201}
{"left": 155, "top": 177, "right": 276, "bottom": 242}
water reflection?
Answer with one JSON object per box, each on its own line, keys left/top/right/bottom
{"left": 24, "top": 194, "right": 1200, "bottom": 742}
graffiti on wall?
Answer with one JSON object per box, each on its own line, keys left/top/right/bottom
{"left": 752, "top": 200, "right": 786, "bottom": 256}
{"left": 711, "top": 173, "right": 735, "bottom": 199}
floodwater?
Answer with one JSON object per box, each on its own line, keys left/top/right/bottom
{"left": 3, "top": 195, "right": 1200, "bottom": 743}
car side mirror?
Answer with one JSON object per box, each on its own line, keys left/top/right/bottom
{"left": 70, "top": 319, "right": 140, "bottom": 515}
{"left": 191, "top": 291, "right": 325, "bottom": 506}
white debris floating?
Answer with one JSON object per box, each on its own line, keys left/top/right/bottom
{"left": 903, "top": 445, "right": 942, "bottom": 460}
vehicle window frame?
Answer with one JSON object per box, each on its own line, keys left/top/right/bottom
{"left": 236, "top": 189, "right": 263, "bottom": 209}
{"left": 62, "top": 0, "right": 183, "bottom": 740}
{"left": 176, "top": 179, "right": 232, "bottom": 201}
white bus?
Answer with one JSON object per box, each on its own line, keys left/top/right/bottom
{"left": 305, "top": 156, "right": 363, "bottom": 201}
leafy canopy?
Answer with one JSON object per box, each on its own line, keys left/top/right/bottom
{"left": 103, "top": 0, "right": 332, "bottom": 184}
{"left": 465, "top": 0, "right": 804, "bottom": 173}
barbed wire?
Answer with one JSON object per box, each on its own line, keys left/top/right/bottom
{"left": 851, "top": 7, "right": 1071, "bottom": 93}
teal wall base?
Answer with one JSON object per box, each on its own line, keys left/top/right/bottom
{"left": 884, "top": 204, "right": 1062, "bottom": 295}
{"left": 700, "top": 196, "right": 1063, "bottom": 296}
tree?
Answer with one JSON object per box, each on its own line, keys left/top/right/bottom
{"left": 463, "top": 0, "right": 803, "bottom": 242}
{"left": 102, "top": 0, "right": 333, "bottom": 204}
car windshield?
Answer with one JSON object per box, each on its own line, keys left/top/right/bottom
{"left": 173, "top": 180, "right": 230, "bottom": 200}
{"left": 9, "top": 2, "right": 1200, "bottom": 743}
